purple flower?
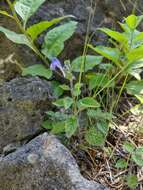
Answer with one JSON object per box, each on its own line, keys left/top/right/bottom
{"left": 50, "top": 57, "right": 65, "bottom": 77}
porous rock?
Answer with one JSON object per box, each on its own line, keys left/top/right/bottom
{"left": 0, "top": 77, "right": 52, "bottom": 153}
{"left": 0, "top": 133, "right": 109, "bottom": 190}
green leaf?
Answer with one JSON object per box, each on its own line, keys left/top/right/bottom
{"left": 126, "top": 175, "right": 138, "bottom": 189}
{"left": 59, "top": 84, "right": 70, "bottom": 91}
{"left": 87, "top": 73, "right": 114, "bottom": 90}
{"left": 85, "top": 127, "right": 105, "bottom": 146}
{"left": 14, "top": 0, "right": 46, "bottom": 26}
{"left": 115, "top": 159, "right": 128, "bottom": 169}
{"left": 133, "top": 32, "right": 143, "bottom": 48}
{"left": 96, "top": 121, "right": 109, "bottom": 136}
{"left": 73, "top": 83, "right": 82, "bottom": 97}
{"left": 135, "top": 95, "right": 143, "bottom": 104}
{"left": 125, "top": 15, "right": 138, "bottom": 29}
{"left": 42, "top": 120, "right": 53, "bottom": 129}
{"left": 125, "top": 14, "right": 143, "bottom": 29}
{"left": 26, "top": 15, "right": 74, "bottom": 41}
{"left": 126, "top": 80, "right": 143, "bottom": 95}
{"left": 87, "top": 109, "right": 113, "bottom": 121}
{"left": 99, "top": 28, "right": 127, "bottom": 43}
{"left": 71, "top": 55, "right": 102, "bottom": 72}
{"left": 46, "top": 111, "right": 69, "bottom": 121}
{"left": 119, "top": 22, "right": 131, "bottom": 33}
{"left": 78, "top": 97, "right": 100, "bottom": 110}
{"left": 127, "top": 46, "right": 143, "bottom": 62}
{"left": 0, "top": 26, "right": 31, "bottom": 47}
{"left": 127, "top": 59, "right": 143, "bottom": 80}
{"left": 123, "top": 141, "right": 135, "bottom": 153}
{"left": 51, "top": 121, "right": 65, "bottom": 134}
{"left": 99, "top": 63, "right": 114, "bottom": 70}
{"left": 22, "top": 64, "right": 52, "bottom": 79}
{"left": 88, "top": 44, "right": 121, "bottom": 65}
{"left": 42, "top": 21, "right": 77, "bottom": 59}
{"left": 65, "top": 116, "right": 78, "bottom": 138}
{"left": 0, "top": 10, "right": 14, "bottom": 19}
{"left": 53, "top": 97, "right": 73, "bottom": 110}
{"left": 51, "top": 81, "right": 64, "bottom": 98}
{"left": 132, "top": 146, "right": 143, "bottom": 166}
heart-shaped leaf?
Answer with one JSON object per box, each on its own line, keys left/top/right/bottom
{"left": 53, "top": 97, "right": 73, "bottom": 110}
{"left": 22, "top": 64, "right": 52, "bottom": 79}
{"left": 78, "top": 97, "right": 100, "bottom": 110}
{"left": 65, "top": 116, "right": 78, "bottom": 138}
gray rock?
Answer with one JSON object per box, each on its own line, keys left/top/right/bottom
{"left": 0, "top": 77, "right": 52, "bottom": 153}
{"left": 0, "top": 133, "right": 109, "bottom": 190}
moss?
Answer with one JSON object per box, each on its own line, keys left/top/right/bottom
{"left": 15, "top": 100, "right": 35, "bottom": 113}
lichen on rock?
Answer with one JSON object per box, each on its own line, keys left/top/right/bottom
{"left": 0, "top": 77, "right": 52, "bottom": 153}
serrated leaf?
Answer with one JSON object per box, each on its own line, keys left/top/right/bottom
{"left": 85, "top": 127, "right": 105, "bottom": 146}
{"left": 0, "top": 26, "right": 32, "bottom": 47}
{"left": 127, "top": 175, "right": 138, "bottom": 189}
{"left": 51, "top": 81, "right": 64, "bottom": 98}
{"left": 96, "top": 121, "right": 109, "bottom": 136}
{"left": 51, "top": 121, "right": 65, "bottom": 134}
{"left": 88, "top": 44, "right": 121, "bottom": 65}
{"left": 41, "top": 21, "right": 77, "bottom": 59}
{"left": 71, "top": 55, "right": 102, "bottom": 72}
{"left": 14, "top": 0, "right": 46, "bottom": 26}
{"left": 26, "top": 15, "right": 74, "bottom": 41}
{"left": 126, "top": 80, "right": 143, "bottom": 95}
{"left": 65, "top": 116, "right": 78, "bottom": 138}
{"left": 46, "top": 111, "right": 69, "bottom": 121}
{"left": 78, "top": 97, "right": 100, "bottom": 110}
{"left": 22, "top": 64, "right": 52, "bottom": 79}
{"left": 132, "top": 146, "right": 143, "bottom": 166}
{"left": 53, "top": 97, "right": 73, "bottom": 110}
{"left": 123, "top": 141, "right": 135, "bottom": 153}
{"left": 115, "top": 159, "right": 128, "bottom": 169}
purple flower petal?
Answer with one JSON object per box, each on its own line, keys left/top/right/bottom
{"left": 50, "top": 58, "right": 65, "bottom": 77}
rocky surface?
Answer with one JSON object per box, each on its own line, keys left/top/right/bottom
{"left": 0, "top": 77, "right": 52, "bottom": 153}
{"left": 0, "top": 133, "right": 108, "bottom": 190}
